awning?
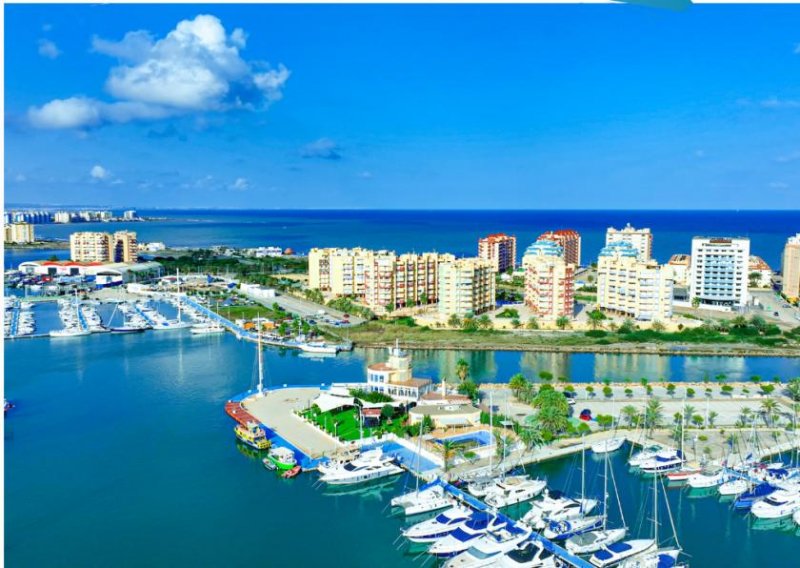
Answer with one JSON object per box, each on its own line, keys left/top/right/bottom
{"left": 313, "top": 393, "right": 355, "bottom": 413}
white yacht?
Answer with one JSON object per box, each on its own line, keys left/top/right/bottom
{"left": 319, "top": 448, "right": 402, "bottom": 485}
{"left": 496, "top": 539, "right": 559, "bottom": 568}
{"left": 543, "top": 515, "right": 604, "bottom": 541}
{"left": 619, "top": 547, "right": 683, "bottom": 568}
{"left": 299, "top": 341, "right": 338, "bottom": 355}
{"left": 402, "top": 505, "right": 472, "bottom": 543}
{"left": 468, "top": 476, "right": 499, "bottom": 498}
{"left": 190, "top": 322, "right": 226, "bottom": 335}
{"left": 628, "top": 446, "right": 662, "bottom": 468}
{"left": 392, "top": 484, "right": 453, "bottom": 516}
{"left": 566, "top": 527, "right": 628, "bottom": 555}
{"left": 442, "top": 524, "right": 531, "bottom": 567}
{"left": 751, "top": 489, "right": 800, "bottom": 519}
{"left": 523, "top": 495, "right": 598, "bottom": 529}
{"left": 686, "top": 469, "right": 728, "bottom": 489}
{"left": 591, "top": 438, "right": 625, "bottom": 454}
{"left": 639, "top": 450, "right": 683, "bottom": 474}
{"left": 49, "top": 328, "right": 91, "bottom": 338}
{"left": 484, "top": 478, "right": 547, "bottom": 509}
{"left": 590, "top": 539, "right": 656, "bottom": 568}
{"left": 428, "top": 513, "right": 509, "bottom": 558}
{"left": 718, "top": 478, "right": 749, "bottom": 496}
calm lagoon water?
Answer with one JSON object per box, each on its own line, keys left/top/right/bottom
{"left": 5, "top": 331, "right": 800, "bottom": 567}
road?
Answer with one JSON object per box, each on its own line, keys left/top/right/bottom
{"left": 749, "top": 289, "right": 800, "bottom": 328}
{"left": 239, "top": 288, "right": 364, "bottom": 326}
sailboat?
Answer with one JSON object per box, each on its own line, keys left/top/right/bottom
{"left": 666, "top": 406, "right": 701, "bottom": 482}
{"left": 153, "top": 271, "right": 193, "bottom": 330}
{"left": 234, "top": 330, "right": 271, "bottom": 450}
{"left": 391, "top": 424, "right": 453, "bottom": 515}
{"left": 566, "top": 443, "right": 628, "bottom": 554}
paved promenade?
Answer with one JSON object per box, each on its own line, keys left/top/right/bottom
{"left": 245, "top": 387, "right": 342, "bottom": 458}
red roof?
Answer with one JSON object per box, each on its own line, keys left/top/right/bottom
{"left": 41, "top": 260, "right": 104, "bottom": 267}
{"left": 362, "top": 408, "right": 382, "bottom": 417}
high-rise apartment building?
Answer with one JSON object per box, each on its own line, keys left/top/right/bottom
{"left": 781, "top": 234, "right": 800, "bottom": 300}
{"left": 522, "top": 241, "right": 575, "bottom": 319}
{"left": 437, "top": 258, "right": 496, "bottom": 317}
{"left": 478, "top": 233, "right": 517, "bottom": 273}
{"left": 689, "top": 237, "right": 749, "bottom": 309}
{"left": 4, "top": 222, "right": 35, "bottom": 244}
{"left": 537, "top": 229, "right": 581, "bottom": 267}
{"left": 606, "top": 223, "right": 653, "bottom": 261}
{"left": 70, "top": 231, "right": 138, "bottom": 263}
{"left": 597, "top": 242, "right": 673, "bottom": 321}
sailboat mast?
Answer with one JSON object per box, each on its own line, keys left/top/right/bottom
{"left": 653, "top": 467, "right": 659, "bottom": 544}
{"left": 603, "top": 445, "right": 609, "bottom": 531}
{"left": 257, "top": 326, "right": 264, "bottom": 394}
{"left": 581, "top": 433, "right": 586, "bottom": 508}
{"left": 176, "top": 268, "right": 182, "bottom": 322}
{"left": 489, "top": 390, "right": 494, "bottom": 472}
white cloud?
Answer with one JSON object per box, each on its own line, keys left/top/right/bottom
{"left": 29, "top": 14, "right": 289, "bottom": 129}
{"left": 301, "top": 138, "right": 342, "bottom": 160}
{"left": 775, "top": 151, "right": 800, "bottom": 163}
{"left": 14, "top": 174, "right": 27, "bottom": 182}
{"left": 90, "top": 165, "right": 109, "bottom": 180}
{"left": 693, "top": 149, "right": 705, "bottom": 159}
{"left": 229, "top": 177, "right": 249, "bottom": 191}
{"left": 357, "top": 171, "right": 373, "bottom": 179}
{"left": 42, "top": 24, "right": 53, "bottom": 32}
{"left": 760, "top": 97, "right": 800, "bottom": 109}
{"left": 38, "top": 39, "right": 61, "bottom": 59}
{"left": 769, "top": 181, "right": 789, "bottom": 189}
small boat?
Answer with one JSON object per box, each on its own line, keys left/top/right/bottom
{"left": 264, "top": 446, "right": 298, "bottom": 471}
{"left": 392, "top": 483, "right": 453, "bottom": 516}
{"left": 299, "top": 341, "right": 338, "bottom": 355}
{"left": 234, "top": 421, "right": 271, "bottom": 450}
{"left": 109, "top": 325, "right": 148, "bottom": 334}
{"left": 639, "top": 450, "right": 683, "bottom": 474}
{"left": 718, "top": 478, "right": 749, "bottom": 496}
{"left": 523, "top": 491, "right": 597, "bottom": 529}
{"left": 686, "top": 469, "right": 728, "bottom": 489}
{"left": 496, "top": 539, "right": 559, "bottom": 568}
{"left": 282, "top": 465, "right": 302, "bottom": 479}
{"left": 590, "top": 539, "right": 656, "bottom": 568}
{"left": 442, "top": 523, "right": 532, "bottom": 567}
{"left": 428, "top": 513, "right": 509, "bottom": 558}
{"left": 750, "top": 489, "right": 800, "bottom": 519}
{"left": 733, "top": 482, "right": 777, "bottom": 510}
{"left": 566, "top": 528, "right": 628, "bottom": 555}
{"left": 49, "top": 328, "right": 91, "bottom": 338}
{"left": 4, "top": 399, "right": 14, "bottom": 414}
{"left": 591, "top": 438, "right": 625, "bottom": 454}
{"left": 191, "top": 322, "right": 226, "bottom": 335}
{"left": 485, "top": 478, "right": 547, "bottom": 508}
{"left": 665, "top": 465, "right": 702, "bottom": 483}
{"left": 402, "top": 505, "right": 473, "bottom": 543}
{"left": 628, "top": 446, "right": 662, "bottom": 468}
{"left": 543, "top": 515, "right": 604, "bottom": 541}
{"left": 619, "top": 547, "right": 684, "bottom": 568}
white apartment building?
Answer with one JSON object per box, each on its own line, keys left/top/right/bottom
{"left": 606, "top": 223, "right": 653, "bottom": 261}
{"left": 4, "top": 222, "right": 35, "bottom": 244}
{"left": 437, "top": 257, "right": 496, "bottom": 317}
{"left": 522, "top": 241, "right": 575, "bottom": 319}
{"left": 690, "top": 237, "right": 750, "bottom": 310}
{"left": 597, "top": 242, "right": 674, "bottom": 321}
{"left": 782, "top": 234, "right": 800, "bottom": 301}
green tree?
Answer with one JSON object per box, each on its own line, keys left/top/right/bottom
{"left": 645, "top": 398, "right": 664, "bottom": 434}
{"left": 666, "top": 384, "right": 676, "bottom": 397}
{"left": 455, "top": 359, "right": 470, "bottom": 382}
{"left": 421, "top": 414, "right": 435, "bottom": 434}
{"left": 691, "top": 414, "right": 704, "bottom": 428}
{"left": 526, "top": 317, "right": 539, "bottom": 330}
{"left": 538, "top": 371, "right": 554, "bottom": 383}
{"left": 760, "top": 398, "right": 779, "bottom": 427}
{"left": 588, "top": 309, "right": 606, "bottom": 330}
{"left": 786, "top": 378, "right": 800, "bottom": 402}
{"left": 509, "top": 373, "right": 529, "bottom": 398}
{"left": 519, "top": 422, "right": 545, "bottom": 450}
{"left": 596, "top": 414, "right": 614, "bottom": 429}
{"left": 447, "top": 314, "right": 462, "bottom": 328}
{"left": 691, "top": 297, "right": 701, "bottom": 309}
{"left": 457, "top": 379, "right": 479, "bottom": 401}
{"left": 477, "top": 314, "right": 492, "bottom": 330}
{"left": 381, "top": 404, "right": 394, "bottom": 421}
{"left": 708, "top": 411, "right": 718, "bottom": 428}
{"left": 651, "top": 320, "right": 666, "bottom": 332}
{"left": 555, "top": 316, "right": 571, "bottom": 330}
{"left": 603, "top": 386, "right": 613, "bottom": 398}
{"left": 683, "top": 405, "right": 696, "bottom": 426}
{"left": 494, "top": 429, "right": 514, "bottom": 462}
{"left": 440, "top": 440, "right": 455, "bottom": 473}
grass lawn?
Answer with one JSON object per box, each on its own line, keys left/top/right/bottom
{"left": 303, "top": 407, "right": 409, "bottom": 441}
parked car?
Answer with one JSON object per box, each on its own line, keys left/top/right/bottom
{"left": 579, "top": 409, "right": 592, "bottom": 421}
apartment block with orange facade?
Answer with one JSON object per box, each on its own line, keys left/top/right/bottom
{"left": 782, "top": 234, "right": 800, "bottom": 300}
{"left": 522, "top": 240, "right": 575, "bottom": 319}
{"left": 536, "top": 229, "right": 581, "bottom": 267}
{"left": 69, "top": 230, "right": 138, "bottom": 263}
{"left": 437, "top": 257, "right": 496, "bottom": 317}
{"left": 478, "top": 233, "right": 517, "bottom": 273}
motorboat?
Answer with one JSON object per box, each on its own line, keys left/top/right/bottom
{"left": 665, "top": 465, "right": 702, "bottom": 483}
{"left": 750, "top": 489, "right": 800, "bottom": 519}
{"left": 392, "top": 483, "right": 453, "bottom": 516}
{"left": 590, "top": 539, "right": 656, "bottom": 568}
{"left": 718, "top": 478, "right": 749, "bottom": 497}
{"left": 485, "top": 478, "right": 547, "bottom": 508}
{"left": 263, "top": 447, "right": 298, "bottom": 471}
{"left": 496, "top": 539, "right": 559, "bottom": 568}
{"left": 234, "top": 421, "right": 271, "bottom": 450}
{"left": 442, "top": 523, "right": 532, "bottom": 567}
{"left": 299, "top": 341, "right": 338, "bottom": 355}
{"left": 628, "top": 446, "right": 662, "bottom": 468}
{"left": 110, "top": 325, "right": 148, "bottom": 334}
{"left": 402, "top": 505, "right": 473, "bottom": 543}
{"left": 566, "top": 527, "right": 628, "bottom": 555}
{"left": 686, "top": 469, "right": 729, "bottom": 489}
{"left": 543, "top": 515, "right": 604, "bottom": 541}
{"left": 639, "top": 450, "right": 683, "bottom": 474}
{"left": 591, "top": 438, "right": 625, "bottom": 454}
{"left": 319, "top": 448, "right": 402, "bottom": 485}
{"left": 468, "top": 476, "right": 499, "bottom": 497}
{"left": 428, "top": 513, "right": 509, "bottom": 558}
{"left": 733, "top": 482, "right": 777, "bottom": 510}
{"left": 49, "top": 328, "right": 91, "bottom": 338}
{"left": 190, "top": 322, "right": 226, "bottom": 335}
{"left": 524, "top": 496, "right": 598, "bottom": 529}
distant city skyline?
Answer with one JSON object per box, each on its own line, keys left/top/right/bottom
{"left": 6, "top": 4, "right": 800, "bottom": 209}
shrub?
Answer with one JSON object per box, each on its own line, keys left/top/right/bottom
{"left": 585, "top": 330, "right": 608, "bottom": 338}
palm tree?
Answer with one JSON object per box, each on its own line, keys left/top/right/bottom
{"left": 494, "top": 429, "right": 513, "bottom": 463}
{"left": 786, "top": 378, "right": 800, "bottom": 402}
{"left": 588, "top": 309, "right": 605, "bottom": 330}
{"left": 621, "top": 405, "right": 639, "bottom": 428}
{"left": 760, "top": 398, "right": 779, "bottom": 427}
{"left": 555, "top": 316, "right": 571, "bottom": 330}
{"left": 535, "top": 406, "right": 569, "bottom": 436}
{"left": 440, "top": 440, "right": 456, "bottom": 474}
{"left": 509, "top": 373, "right": 528, "bottom": 398}
{"left": 645, "top": 398, "right": 663, "bottom": 434}
{"left": 683, "top": 405, "right": 696, "bottom": 426}
{"left": 455, "top": 358, "right": 470, "bottom": 382}
{"left": 519, "top": 422, "right": 545, "bottom": 450}
{"left": 708, "top": 410, "right": 719, "bottom": 428}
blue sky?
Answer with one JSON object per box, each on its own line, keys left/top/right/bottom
{"left": 5, "top": 4, "right": 800, "bottom": 209}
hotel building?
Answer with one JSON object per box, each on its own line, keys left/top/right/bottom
{"left": 781, "top": 234, "right": 800, "bottom": 300}
{"left": 606, "top": 223, "right": 653, "bottom": 261}
{"left": 597, "top": 242, "right": 674, "bottom": 321}
{"left": 437, "top": 257, "right": 496, "bottom": 317}
{"left": 70, "top": 231, "right": 138, "bottom": 263}
{"left": 748, "top": 256, "right": 773, "bottom": 288}
{"left": 478, "top": 233, "right": 517, "bottom": 273}
{"left": 666, "top": 254, "right": 691, "bottom": 287}
{"left": 689, "top": 237, "right": 749, "bottom": 310}
{"left": 4, "top": 222, "right": 35, "bottom": 244}
{"left": 537, "top": 229, "right": 581, "bottom": 267}
{"left": 522, "top": 241, "right": 575, "bottom": 319}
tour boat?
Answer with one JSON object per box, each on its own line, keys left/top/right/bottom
{"left": 282, "top": 465, "right": 302, "bottom": 479}
{"left": 402, "top": 505, "right": 474, "bottom": 543}
{"left": 733, "top": 482, "right": 777, "bottom": 510}
{"left": 718, "top": 478, "right": 749, "bottom": 496}
{"left": 750, "top": 489, "right": 800, "bottom": 519}
{"left": 566, "top": 527, "right": 628, "bottom": 555}
{"left": 264, "top": 446, "right": 298, "bottom": 471}
{"left": 496, "top": 539, "right": 559, "bottom": 568}
{"left": 427, "top": 513, "right": 509, "bottom": 558}
{"left": 628, "top": 446, "right": 662, "bottom": 468}
{"left": 318, "top": 448, "right": 402, "bottom": 485}
{"left": 590, "top": 540, "right": 657, "bottom": 568}
{"left": 591, "top": 438, "right": 625, "bottom": 454}
{"left": 392, "top": 483, "right": 453, "bottom": 516}
{"left": 484, "top": 478, "right": 547, "bottom": 508}
{"left": 442, "top": 523, "right": 532, "bottom": 567}
{"left": 543, "top": 515, "right": 604, "bottom": 541}
{"left": 234, "top": 421, "right": 271, "bottom": 450}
